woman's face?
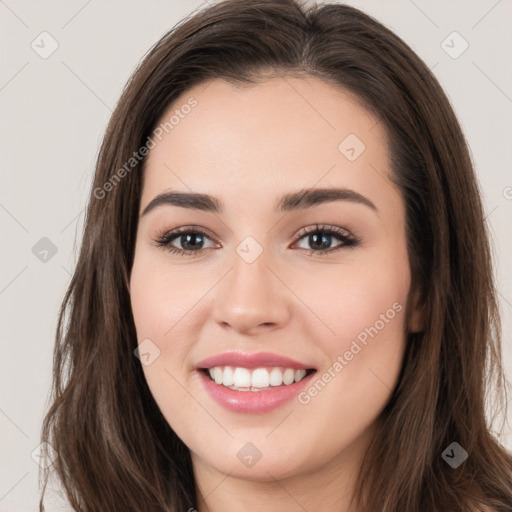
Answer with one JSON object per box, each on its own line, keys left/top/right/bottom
{"left": 130, "top": 75, "right": 418, "bottom": 483}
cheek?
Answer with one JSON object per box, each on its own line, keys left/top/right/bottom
{"left": 333, "top": 273, "right": 407, "bottom": 355}
{"left": 129, "top": 254, "right": 207, "bottom": 339}
{"left": 292, "top": 254, "right": 410, "bottom": 356}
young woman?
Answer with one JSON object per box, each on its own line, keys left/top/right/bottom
{"left": 40, "top": 1, "right": 512, "bottom": 511}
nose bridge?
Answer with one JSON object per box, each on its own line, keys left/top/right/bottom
{"left": 212, "top": 240, "right": 291, "bottom": 333}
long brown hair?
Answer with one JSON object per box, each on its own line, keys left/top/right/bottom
{"left": 40, "top": 1, "right": 512, "bottom": 510}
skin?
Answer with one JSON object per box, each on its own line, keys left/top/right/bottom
{"left": 129, "top": 75, "right": 421, "bottom": 512}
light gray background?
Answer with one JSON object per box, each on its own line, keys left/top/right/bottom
{"left": 1, "top": 1, "right": 511, "bottom": 510}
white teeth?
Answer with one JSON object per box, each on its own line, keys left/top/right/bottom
{"left": 251, "top": 368, "right": 270, "bottom": 388}
{"left": 223, "top": 366, "right": 234, "bottom": 386}
{"left": 233, "top": 367, "right": 251, "bottom": 388}
{"left": 206, "top": 366, "right": 310, "bottom": 391}
{"left": 282, "top": 368, "right": 295, "bottom": 385}
{"left": 212, "top": 367, "right": 223, "bottom": 385}
{"left": 269, "top": 367, "right": 283, "bottom": 386}
{"left": 295, "top": 369, "right": 307, "bottom": 382}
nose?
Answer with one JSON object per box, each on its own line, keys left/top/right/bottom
{"left": 211, "top": 250, "right": 292, "bottom": 336}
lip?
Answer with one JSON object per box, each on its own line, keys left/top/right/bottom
{"left": 197, "top": 368, "right": 316, "bottom": 413}
{"left": 195, "top": 351, "right": 314, "bottom": 371}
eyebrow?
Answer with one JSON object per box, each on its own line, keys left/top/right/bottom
{"left": 140, "top": 187, "right": 377, "bottom": 217}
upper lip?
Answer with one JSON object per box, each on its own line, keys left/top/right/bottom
{"left": 196, "top": 351, "right": 315, "bottom": 370}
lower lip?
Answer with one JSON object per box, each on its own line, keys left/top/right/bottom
{"left": 198, "top": 370, "right": 315, "bottom": 413}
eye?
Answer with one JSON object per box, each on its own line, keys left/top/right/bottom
{"left": 153, "top": 226, "right": 218, "bottom": 256}
{"left": 292, "top": 224, "right": 360, "bottom": 256}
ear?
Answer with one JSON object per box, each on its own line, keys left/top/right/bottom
{"left": 407, "top": 286, "right": 425, "bottom": 333}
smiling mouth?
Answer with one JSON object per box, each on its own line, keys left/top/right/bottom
{"left": 201, "top": 366, "right": 317, "bottom": 392}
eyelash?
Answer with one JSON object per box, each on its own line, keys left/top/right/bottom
{"left": 152, "top": 224, "right": 360, "bottom": 258}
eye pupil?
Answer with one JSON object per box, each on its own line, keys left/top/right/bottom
{"left": 181, "top": 233, "right": 203, "bottom": 250}
{"left": 310, "top": 233, "right": 331, "bottom": 250}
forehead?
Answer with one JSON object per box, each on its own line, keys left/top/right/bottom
{"left": 141, "top": 75, "right": 395, "bottom": 215}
